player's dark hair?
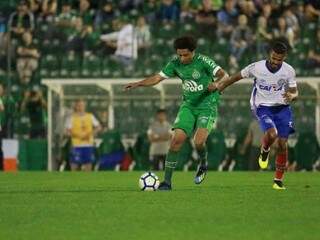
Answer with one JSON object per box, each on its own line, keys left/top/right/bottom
{"left": 271, "top": 41, "right": 288, "bottom": 55}
{"left": 157, "top": 109, "right": 166, "bottom": 114}
{"left": 174, "top": 36, "right": 197, "bottom": 51}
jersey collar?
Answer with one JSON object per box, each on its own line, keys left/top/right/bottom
{"left": 265, "top": 60, "right": 282, "bottom": 74}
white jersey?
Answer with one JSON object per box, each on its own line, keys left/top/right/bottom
{"left": 241, "top": 60, "right": 297, "bottom": 108}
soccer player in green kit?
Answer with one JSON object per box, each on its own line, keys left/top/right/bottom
{"left": 125, "top": 36, "right": 229, "bottom": 190}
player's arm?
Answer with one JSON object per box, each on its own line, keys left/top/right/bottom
{"left": 215, "top": 72, "right": 243, "bottom": 92}
{"left": 283, "top": 86, "right": 298, "bottom": 103}
{"left": 208, "top": 68, "right": 229, "bottom": 92}
{"left": 124, "top": 74, "right": 166, "bottom": 90}
{"left": 283, "top": 69, "right": 298, "bottom": 103}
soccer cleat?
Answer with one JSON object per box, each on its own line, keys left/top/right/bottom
{"left": 258, "top": 148, "right": 270, "bottom": 169}
{"left": 272, "top": 180, "right": 286, "bottom": 190}
{"left": 158, "top": 181, "right": 172, "bottom": 191}
{"left": 194, "top": 165, "right": 208, "bottom": 185}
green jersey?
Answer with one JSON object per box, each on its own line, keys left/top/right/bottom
{"left": 160, "top": 53, "right": 221, "bottom": 108}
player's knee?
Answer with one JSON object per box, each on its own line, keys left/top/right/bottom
{"left": 194, "top": 138, "right": 206, "bottom": 150}
{"left": 170, "top": 137, "right": 185, "bottom": 151}
{"left": 268, "top": 130, "right": 278, "bottom": 141}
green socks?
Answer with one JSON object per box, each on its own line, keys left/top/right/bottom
{"left": 197, "top": 146, "right": 207, "bottom": 166}
{"left": 164, "top": 150, "right": 179, "bottom": 184}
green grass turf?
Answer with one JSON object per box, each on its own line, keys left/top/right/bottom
{"left": 0, "top": 172, "right": 319, "bottom": 240}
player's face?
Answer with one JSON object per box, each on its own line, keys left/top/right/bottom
{"left": 157, "top": 112, "right": 167, "bottom": 122}
{"left": 177, "top": 49, "right": 194, "bottom": 64}
{"left": 75, "top": 101, "right": 86, "bottom": 113}
{"left": 269, "top": 51, "right": 286, "bottom": 68}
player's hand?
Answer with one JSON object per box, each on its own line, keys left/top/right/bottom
{"left": 283, "top": 92, "right": 294, "bottom": 104}
{"left": 208, "top": 82, "right": 218, "bottom": 92}
{"left": 124, "top": 82, "right": 141, "bottom": 91}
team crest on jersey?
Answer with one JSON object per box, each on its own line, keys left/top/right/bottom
{"left": 277, "top": 79, "right": 287, "bottom": 87}
{"left": 192, "top": 70, "right": 201, "bottom": 79}
{"left": 183, "top": 80, "right": 203, "bottom": 92}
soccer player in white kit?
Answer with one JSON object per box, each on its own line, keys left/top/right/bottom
{"left": 211, "top": 41, "right": 298, "bottom": 190}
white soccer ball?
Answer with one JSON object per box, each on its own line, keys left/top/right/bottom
{"left": 139, "top": 172, "right": 160, "bottom": 191}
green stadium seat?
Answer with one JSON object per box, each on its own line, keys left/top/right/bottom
{"left": 60, "top": 54, "right": 81, "bottom": 77}
{"left": 40, "top": 54, "right": 60, "bottom": 77}
{"left": 81, "top": 54, "right": 101, "bottom": 77}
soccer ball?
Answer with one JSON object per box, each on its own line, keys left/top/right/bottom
{"left": 139, "top": 172, "right": 160, "bottom": 191}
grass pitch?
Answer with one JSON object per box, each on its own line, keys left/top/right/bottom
{"left": 0, "top": 172, "right": 319, "bottom": 240}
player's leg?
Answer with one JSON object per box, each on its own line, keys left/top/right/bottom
{"left": 82, "top": 163, "right": 92, "bottom": 171}
{"left": 77, "top": 147, "right": 94, "bottom": 172}
{"left": 272, "top": 106, "right": 294, "bottom": 190}
{"left": 160, "top": 128, "right": 187, "bottom": 187}
{"left": 258, "top": 127, "right": 278, "bottom": 169}
{"left": 70, "top": 147, "right": 81, "bottom": 171}
{"left": 70, "top": 163, "right": 80, "bottom": 171}
{"left": 158, "top": 105, "right": 195, "bottom": 190}
{"left": 255, "top": 106, "right": 278, "bottom": 169}
{"left": 193, "top": 108, "right": 216, "bottom": 184}
{"left": 273, "top": 138, "right": 287, "bottom": 190}
{"left": 193, "top": 128, "right": 209, "bottom": 184}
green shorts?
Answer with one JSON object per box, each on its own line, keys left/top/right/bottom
{"left": 173, "top": 103, "right": 218, "bottom": 137}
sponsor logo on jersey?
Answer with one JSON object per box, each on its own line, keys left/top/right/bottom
{"left": 183, "top": 80, "right": 204, "bottom": 92}
{"left": 192, "top": 70, "right": 201, "bottom": 79}
{"left": 259, "top": 84, "right": 283, "bottom": 91}
{"left": 198, "top": 55, "right": 215, "bottom": 67}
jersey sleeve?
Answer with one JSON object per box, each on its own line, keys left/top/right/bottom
{"left": 241, "top": 63, "right": 255, "bottom": 78}
{"left": 202, "top": 56, "right": 221, "bottom": 77}
{"left": 159, "top": 60, "right": 176, "bottom": 79}
{"left": 288, "top": 68, "right": 297, "bottom": 88}
{"left": 91, "top": 114, "right": 100, "bottom": 127}
{"left": 65, "top": 116, "right": 72, "bottom": 130}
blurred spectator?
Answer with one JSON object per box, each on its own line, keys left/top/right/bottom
{"left": 21, "top": 88, "right": 46, "bottom": 139}
{"left": 28, "top": 0, "right": 42, "bottom": 19}
{"left": 306, "top": 28, "right": 320, "bottom": 69}
{"left": 142, "top": 0, "right": 159, "bottom": 23}
{"left": 136, "top": 16, "right": 151, "bottom": 56}
{"left": 158, "top": 0, "right": 180, "bottom": 24}
{"left": 238, "top": 0, "right": 258, "bottom": 24}
{"left": 216, "top": 0, "right": 238, "bottom": 38}
{"left": 16, "top": 31, "right": 40, "bottom": 84}
{"left": 100, "top": 110, "right": 109, "bottom": 132}
{"left": 229, "top": 14, "right": 253, "bottom": 68}
{"left": 180, "top": 0, "right": 200, "bottom": 22}
{"left": 0, "top": 18, "right": 7, "bottom": 70}
{"left": 283, "top": 7, "right": 299, "bottom": 36}
{"left": 260, "top": 3, "right": 273, "bottom": 28}
{"left": 256, "top": 16, "right": 272, "bottom": 56}
{"left": 78, "top": 0, "right": 95, "bottom": 26}
{"left": 8, "top": 0, "right": 35, "bottom": 39}
{"left": 239, "top": 120, "right": 263, "bottom": 170}
{"left": 0, "top": 84, "right": 4, "bottom": 170}
{"left": 273, "top": 17, "right": 295, "bottom": 48}
{"left": 100, "top": 17, "right": 138, "bottom": 68}
{"left": 196, "top": 0, "right": 216, "bottom": 25}
{"left": 40, "top": 0, "right": 57, "bottom": 21}
{"left": 94, "top": 1, "right": 117, "bottom": 34}
{"left": 147, "top": 109, "right": 171, "bottom": 170}
{"left": 65, "top": 99, "right": 101, "bottom": 171}
{"left": 54, "top": 1, "right": 77, "bottom": 41}
{"left": 305, "top": 0, "right": 320, "bottom": 22}
{"left": 64, "top": 17, "right": 84, "bottom": 53}
{"left": 118, "top": 0, "right": 143, "bottom": 12}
